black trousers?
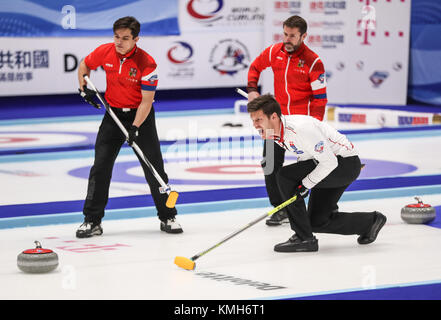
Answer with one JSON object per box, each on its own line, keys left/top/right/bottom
{"left": 262, "top": 140, "right": 286, "bottom": 207}
{"left": 83, "top": 107, "right": 177, "bottom": 223}
{"left": 275, "top": 155, "right": 375, "bottom": 240}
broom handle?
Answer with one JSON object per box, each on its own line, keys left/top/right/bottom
{"left": 191, "top": 194, "right": 298, "bottom": 261}
{"left": 83, "top": 75, "right": 170, "bottom": 193}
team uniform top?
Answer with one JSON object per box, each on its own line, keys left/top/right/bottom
{"left": 84, "top": 43, "right": 158, "bottom": 109}
{"left": 275, "top": 115, "right": 358, "bottom": 189}
{"left": 248, "top": 42, "right": 327, "bottom": 121}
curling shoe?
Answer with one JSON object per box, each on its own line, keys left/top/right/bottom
{"left": 274, "top": 234, "right": 318, "bottom": 253}
{"left": 76, "top": 221, "right": 103, "bottom": 238}
{"left": 160, "top": 218, "right": 183, "bottom": 234}
{"left": 357, "top": 211, "right": 387, "bottom": 245}
{"left": 266, "top": 208, "right": 289, "bottom": 226}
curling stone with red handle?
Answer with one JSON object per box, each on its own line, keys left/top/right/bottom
{"left": 401, "top": 197, "right": 436, "bottom": 224}
{"left": 17, "top": 241, "right": 59, "bottom": 273}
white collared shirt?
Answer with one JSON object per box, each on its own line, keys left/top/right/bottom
{"left": 274, "top": 115, "right": 358, "bottom": 189}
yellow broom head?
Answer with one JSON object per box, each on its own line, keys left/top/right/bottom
{"left": 174, "top": 256, "right": 195, "bottom": 270}
{"left": 166, "top": 191, "right": 179, "bottom": 208}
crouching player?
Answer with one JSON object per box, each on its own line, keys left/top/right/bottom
{"left": 248, "top": 94, "right": 386, "bottom": 252}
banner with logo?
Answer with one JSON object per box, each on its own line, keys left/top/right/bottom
{"left": 0, "top": 0, "right": 411, "bottom": 104}
{"left": 0, "top": 0, "right": 180, "bottom": 37}
{"left": 0, "top": 0, "right": 265, "bottom": 96}
{"left": 179, "top": 0, "right": 264, "bottom": 33}
{"left": 262, "top": 0, "right": 411, "bottom": 105}
{"left": 157, "top": 35, "right": 261, "bottom": 89}
{"left": 0, "top": 32, "right": 263, "bottom": 95}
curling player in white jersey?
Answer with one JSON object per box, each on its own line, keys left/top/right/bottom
{"left": 247, "top": 94, "right": 386, "bottom": 252}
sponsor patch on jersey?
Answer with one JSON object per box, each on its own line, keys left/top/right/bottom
{"left": 289, "top": 142, "right": 304, "bottom": 154}
{"left": 314, "top": 141, "right": 324, "bottom": 153}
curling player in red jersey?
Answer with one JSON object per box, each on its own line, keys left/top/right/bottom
{"left": 247, "top": 15, "right": 328, "bottom": 226}
{"left": 76, "top": 16, "right": 183, "bottom": 238}
{"left": 248, "top": 94, "right": 386, "bottom": 252}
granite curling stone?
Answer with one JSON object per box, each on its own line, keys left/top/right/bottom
{"left": 17, "top": 241, "right": 59, "bottom": 273}
{"left": 401, "top": 197, "right": 436, "bottom": 224}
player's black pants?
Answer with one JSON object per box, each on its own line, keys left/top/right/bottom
{"left": 262, "top": 140, "right": 286, "bottom": 207}
{"left": 276, "top": 155, "right": 375, "bottom": 240}
{"left": 83, "top": 107, "right": 177, "bottom": 223}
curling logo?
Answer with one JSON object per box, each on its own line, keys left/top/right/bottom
{"left": 187, "top": 0, "right": 224, "bottom": 24}
{"left": 167, "top": 41, "right": 194, "bottom": 65}
{"left": 209, "top": 39, "right": 250, "bottom": 76}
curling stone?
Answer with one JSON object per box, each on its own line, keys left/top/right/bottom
{"left": 17, "top": 241, "right": 59, "bottom": 273}
{"left": 401, "top": 197, "right": 436, "bottom": 224}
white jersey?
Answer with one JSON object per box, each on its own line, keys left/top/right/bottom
{"left": 275, "top": 115, "right": 358, "bottom": 189}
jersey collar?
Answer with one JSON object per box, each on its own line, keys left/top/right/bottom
{"left": 275, "top": 115, "right": 286, "bottom": 143}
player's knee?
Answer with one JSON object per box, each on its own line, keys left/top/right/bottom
{"left": 309, "top": 212, "right": 330, "bottom": 231}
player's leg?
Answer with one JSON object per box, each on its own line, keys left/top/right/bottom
{"left": 262, "top": 140, "right": 288, "bottom": 226}
{"left": 134, "top": 108, "right": 182, "bottom": 233}
{"left": 78, "top": 113, "right": 125, "bottom": 238}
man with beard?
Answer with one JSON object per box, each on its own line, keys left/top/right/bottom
{"left": 246, "top": 15, "right": 328, "bottom": 226}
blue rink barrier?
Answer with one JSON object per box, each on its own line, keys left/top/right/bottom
{"left": 0, "top": 183, "right": 440, "bottom": 229}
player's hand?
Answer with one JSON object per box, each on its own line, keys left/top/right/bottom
{"left": 79, "top": 85, "right": 100, "bottom": 109}
{"left": 296, "top": 184, "right": 309, "bottom": 199}
{"left": 127, "top": 125, "right": 139, "bottom": 146}
{"left": 247, "top": 91, "right": 260, "bottom": 102}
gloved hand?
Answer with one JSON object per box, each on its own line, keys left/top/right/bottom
{"left": 127, "top": 125, "right": 139, "bottom": 146}
{"left": 296, "top": 184, "right": 309, "bottom": 199}
{"left": 79, "top": 85, "right": 100, "bottom": 109}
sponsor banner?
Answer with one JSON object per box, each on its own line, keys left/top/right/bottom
{"left": 0, "top": 37, "right": 108, "bottom": 96}
{"left": 0, "top": 0, "right": 180, "bottom": 37}
{"left": 329, "top": 107, "right": 436, "bottom": 127}
{"left": 148, "top": 33, "right": 262, "bottom": 89}
{"left": 0, "top": 32, "right": 262, "bottom": 95}
{"left": 179, "top": 0, "right": 264, "bottom": 33}
{"left": 262, "top": 0, "right": 410, "bottom": 105}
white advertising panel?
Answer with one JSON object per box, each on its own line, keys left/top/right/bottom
{"left": 262, "top": 0, "right": 411, "bottom": 105}
{"left": 0, "top": 0, "right": 410, "bottom": 105}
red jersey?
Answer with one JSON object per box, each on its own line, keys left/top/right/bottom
{"left": 248, "top": 42, "right": 327, "bottom": 121}
{"left": 84, "top": 43, "right": 158, "bottom": 109}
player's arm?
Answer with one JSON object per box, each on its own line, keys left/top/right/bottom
{"left": 77, "top": 59, "right": 91, "bottom": 89}
{"left": 77, "top": 58, "right": 100, "bottom": 109}
{"left": 247, "top": 45, "right": 273, "bottom": 101}
{"left": 132, "top": 63, "right": 158, "bottom": 128}
{"left": 298, "top": 124, "right": 337, "bottom": 189}
{"left": 132, "top": 89, "right": 154, "bottom": 128}
{"left": 309, "top": 59, "right": 328, "bottom": 121}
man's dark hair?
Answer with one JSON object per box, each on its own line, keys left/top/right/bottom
{"left": 283, "top": 15, "right": 307, "bottom": 35}
{"left": 113, "top": 16, "right": 140, "bottom": 38}
{"left": 247, "top": 94, "right": 282, "bottom": 118}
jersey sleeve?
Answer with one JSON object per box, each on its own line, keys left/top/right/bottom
{"left": 298, "top": 123, "right": 337, "bottom": 189}
{"left": 309, "top": 59, "right": 328, "bottom": 121}
{"left": 84, "top": 44, "right": 107, "bottom": 70}
{"left": 141, "top": 62, "right": 158, "bottom": 91}
{"left": 247, "top": 45, "right": 274, "bottom": 92}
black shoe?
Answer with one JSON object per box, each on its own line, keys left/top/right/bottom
{"left": 160, "top": 218, "right": 183, "bottom": 234}
{"left": 76, "top": 221, "right": 103, "bottom": 238}
{"left": 266, "top": 208, "right": 289, "bottom": 226}
{"left": 357, "top": 212, "right": 387, "bottom": 245}
{"left": 274, "top": 234, "right": 319, "bottom": 252}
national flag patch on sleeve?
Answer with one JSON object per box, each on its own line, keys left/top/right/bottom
{"left": 141, "top": 70, "right": 158, "bottom": 91}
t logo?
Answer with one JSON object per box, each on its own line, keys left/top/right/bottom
{"left": 357, "top": 3, "right": 376, "bottom": 45}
